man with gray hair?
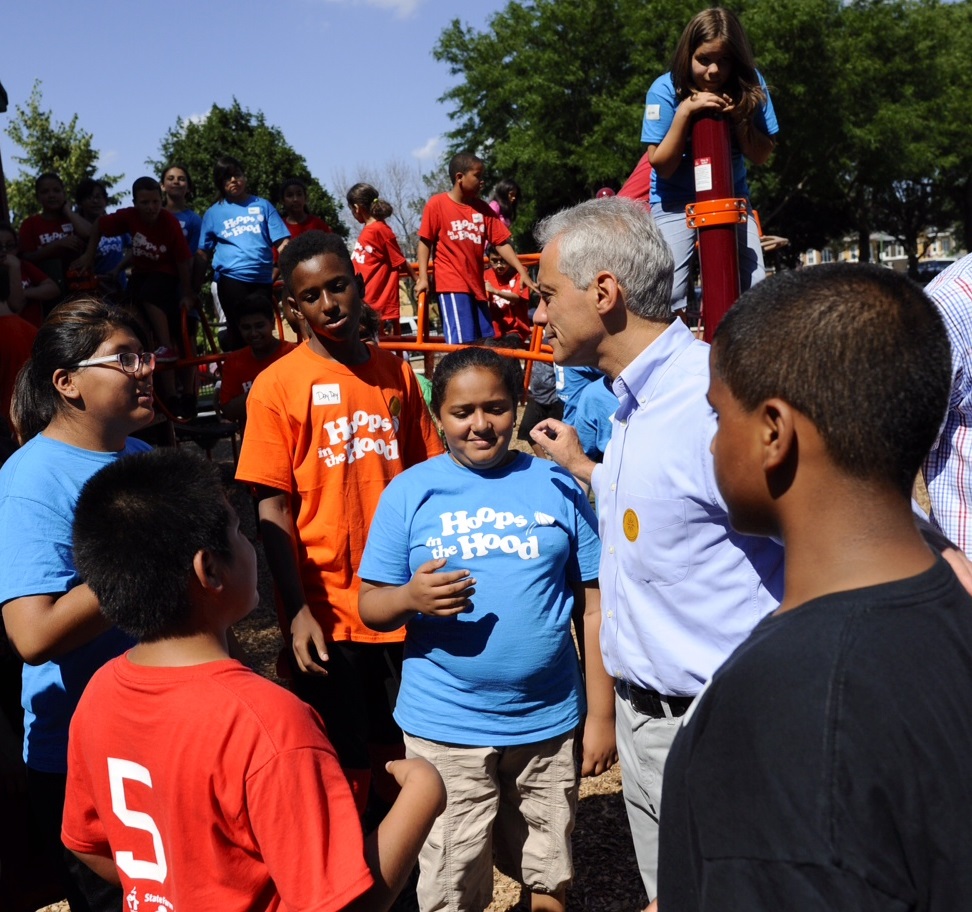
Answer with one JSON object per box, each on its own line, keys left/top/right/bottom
{"left": 530, "top": 197, "right": 784, "bottom": 903}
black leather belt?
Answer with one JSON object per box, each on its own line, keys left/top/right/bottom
{"left": 616, "top": 680, "right": 695, "bottom": 718}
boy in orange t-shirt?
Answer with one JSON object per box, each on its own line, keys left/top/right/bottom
{"left": 236, "top": 231, "right": 443, "bottom": 815}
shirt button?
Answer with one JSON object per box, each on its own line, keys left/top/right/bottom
{"left": 620, "top": 419, "right": 627, "bottom": 427}
{"left": 607, "top": 611, "right": 613, "bottom": 619}
{"left": 610, "top": 483, "right": 617, "bottom": 491}
{"left": 609, "top": 545, "right": 615, "bottom": 554}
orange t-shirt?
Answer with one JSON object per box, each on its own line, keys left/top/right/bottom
{"left": 0, "top": 314, "right": 38, "bottom": 426}
{"left": 236, "top": 343, "right": 443, "bottom": 642}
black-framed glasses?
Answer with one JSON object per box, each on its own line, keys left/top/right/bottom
{"left": 72, "top": 351, "right": 156, "bottom": 374}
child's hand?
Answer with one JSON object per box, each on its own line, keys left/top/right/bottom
{"left": 405, "top": 558, "right": 475, "bottom": 618}
{"left": 57, "top": 235, "right": 86, "bottom": 255}
{"left": 70, "top": 251, "right": 94, "bottom": 272}
{"left": 485, "top": 280, "right": 498, "bottom": 295}
{"left": 414, "top": 277, "right": 429, "bottom": 298}
{"left": 290, "top": 605, "right": 330, "bottom": 674}
{"left": 682, "top": 91, "right": 730, "bottom": 117}
{"left": 580, "top": 712, "right": 618, "bottom": 777}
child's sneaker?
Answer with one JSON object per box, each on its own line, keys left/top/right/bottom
{"left": 155, "top": 346, "right": 179, "bottom": 364}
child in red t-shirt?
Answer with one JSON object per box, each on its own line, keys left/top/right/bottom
{"left": 219, "top": 293, "right": 295, "bottom": 430}
{"left": 17, "top": 172, "right": 88, "bottom": 303}
{"left": 347, "top": 182, "right": 416, "bottom": 336}
{"left": 484, "top": 247, "right": 533, "bottom": 341}
{"left": 280, "top": 177, "right": 332, "bottom": 239}
{"left": 74, "top": 176, "right": 196, "bottom": 407}
{"left": 0, "top": 221, "right": 59, "bottom": 327}
{"left": 416, "top": 152, "right": 536, "bottom": 344}
{"left": 63, "top": 448, "right": 444, "bottom": 912}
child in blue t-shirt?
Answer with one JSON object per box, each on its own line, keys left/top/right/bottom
{"left": 641, "top": 7, "right": 778, "bottom": 313}
{"left": 358, "top": 347, "right": 616, "bottom": 912}
{"left": 200, "top": 155, "right": 290, "bottom": 349}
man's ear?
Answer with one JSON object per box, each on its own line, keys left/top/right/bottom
{"left": 592, "top": 270, "right": 622, "bottom": 316}
{"left": 52, "top": 368, "right": 82, "bottom": 403}
{"left": 192, "top": 549, "right": 223, "bottom": 593}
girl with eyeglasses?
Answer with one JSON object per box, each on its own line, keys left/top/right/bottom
{"left": 0, "top": 298, "right": 155, "bottom": 911}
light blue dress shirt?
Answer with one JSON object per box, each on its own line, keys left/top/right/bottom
{"left": 594, "top": 319, "right": 784, "bottom": 695}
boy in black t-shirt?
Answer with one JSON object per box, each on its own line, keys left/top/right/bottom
{"left": 657, "top": 264, "right": 972, "bottom": 912}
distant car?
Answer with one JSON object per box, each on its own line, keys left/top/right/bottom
{"left": 400, "top": 315, "right": 419, "bottom": 337}
{"left": 916, "top": 259, "right": 956, "bottom": 287}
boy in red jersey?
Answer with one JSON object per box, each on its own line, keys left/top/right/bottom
{"left": 219, "top": 293, "right": 296, "bottom": 430}
{"left": 484, "top": 246, "right": 533, "bottom": 341}
{"left": 74, "top": 176, "right": 196, "bottom": 407}
{"left": 415, "top": 152, "right": 536, "bottom": 344}
{"left": 63, "top": 448, "right": 444, "bottom": 912}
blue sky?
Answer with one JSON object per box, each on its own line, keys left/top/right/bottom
{"left": 2, "top": 0, "right": 510, "bottom": 206}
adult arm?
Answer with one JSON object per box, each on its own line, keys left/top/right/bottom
{"left": 22, "top": 269, "right": 60, "bottom": 305}
{"left": 572, "top": 581, "right": 617, "bottom": 777}
{"left": 2, "top": 585, "right": 113, "bottom": 665}
{"left": 358, "top": 559, "right": 474, "bottom": 632}
{"left": 530, "top": 418, "right": 598, "bottom": 488}
{"left": 255, "top": 486, "right": 329, "bottom": 674}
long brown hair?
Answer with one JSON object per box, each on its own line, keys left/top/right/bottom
{"left": 670, "top": 8, "right": 765, "bottom": 120}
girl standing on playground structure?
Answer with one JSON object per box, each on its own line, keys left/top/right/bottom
{"left": 347, "top": 182, "right": 416, "bottom": 336}
{"left": 358, "top": 346, "right": 615, "bottom": 912}
{"left": 0, "top": 298, "right": 154, "bottom": 911}
{"left": 643, "top": 7, "right": 778, "bottom": 313}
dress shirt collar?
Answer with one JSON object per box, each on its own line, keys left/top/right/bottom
{"left": 612, "top": 319, "right": 701, "bottom": 411}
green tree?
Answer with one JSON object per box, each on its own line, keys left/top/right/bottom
{"left": 4, "top": 80, "right": 122, "bottom": 224}
{"left": 434, "top": 0, "right": 701, "bottom": 250}
{"left": 149, "top": 99, "right": 347, "bottom": 238}
{"left": 433, "top": 0, "right": 972, "bottom": 264}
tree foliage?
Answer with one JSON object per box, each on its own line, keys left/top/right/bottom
{"left": 4, "top": 80, "right": 122, "bottom": 224}
{"left": 149, "top": 99, "right": 347, "bottom": 238}
{"left": 433, "top": 0, "right": 972, "bottom": 266}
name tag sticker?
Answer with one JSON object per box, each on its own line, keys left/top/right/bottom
{"left": 645, "top": 104, "right": 661, "bottom": 121}
{"left": 248, "top": 206, "right": 261, "bottom": 214}
{"left": 312, "top": 384, "right": 341, "bottom": 406}
{"left": 623, "top": 508, "right": 640, "bottom": 542}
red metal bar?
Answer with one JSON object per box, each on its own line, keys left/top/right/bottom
{"left": 691, "top": 112, "right": 742, "bottom": 341}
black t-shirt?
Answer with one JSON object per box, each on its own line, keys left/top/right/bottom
{"left": 659, "top": 557, "right": 972, "bottom": 911}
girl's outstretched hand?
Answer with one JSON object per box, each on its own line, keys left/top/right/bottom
{"left": 405, "top": 558, "right": 475, "bottom": 618}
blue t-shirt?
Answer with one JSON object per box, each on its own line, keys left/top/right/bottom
{"left": 200, "top": 195, "right": 289, "bottom": 283}
{"left": 172, "top": 208, "right": 203, "bottom": 254}
{"left": 641, "top": 70, "right": 779, "bottom": 207}
{"left": 96, "top": 232, "right": 129, "bottom": 290}
{"left": 0, "top": 434, "right": 148, "bottom": 771}
{"left": 359, "top": 452, "right": 601, "bottom": 746}
{"left": 555, "top": 365, "right": 604, "bottom": 426}
{"left": 574, "top": 375, "right": 616, "bottom": 462}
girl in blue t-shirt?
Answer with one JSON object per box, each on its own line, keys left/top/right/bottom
{"left": 0, "top": 297, "right": 154, "bottom": 910}
{"left": 642, "top": 7, "right": 779, "bottom": 313}
{"left": 199, "top": 155, "right": 290, "bottom": 349}
{"left": 358, "top": 347, "right": 615, "bottom": 912}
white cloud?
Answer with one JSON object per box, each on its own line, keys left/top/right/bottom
{"left": 313, "top": 0, "right": 423, "bottom": 19}
{"left": 412, "top": 136, "right": 442, "bottom": 162}
{"left": 100, "top": 149, "right": 119, "bottom": 166}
